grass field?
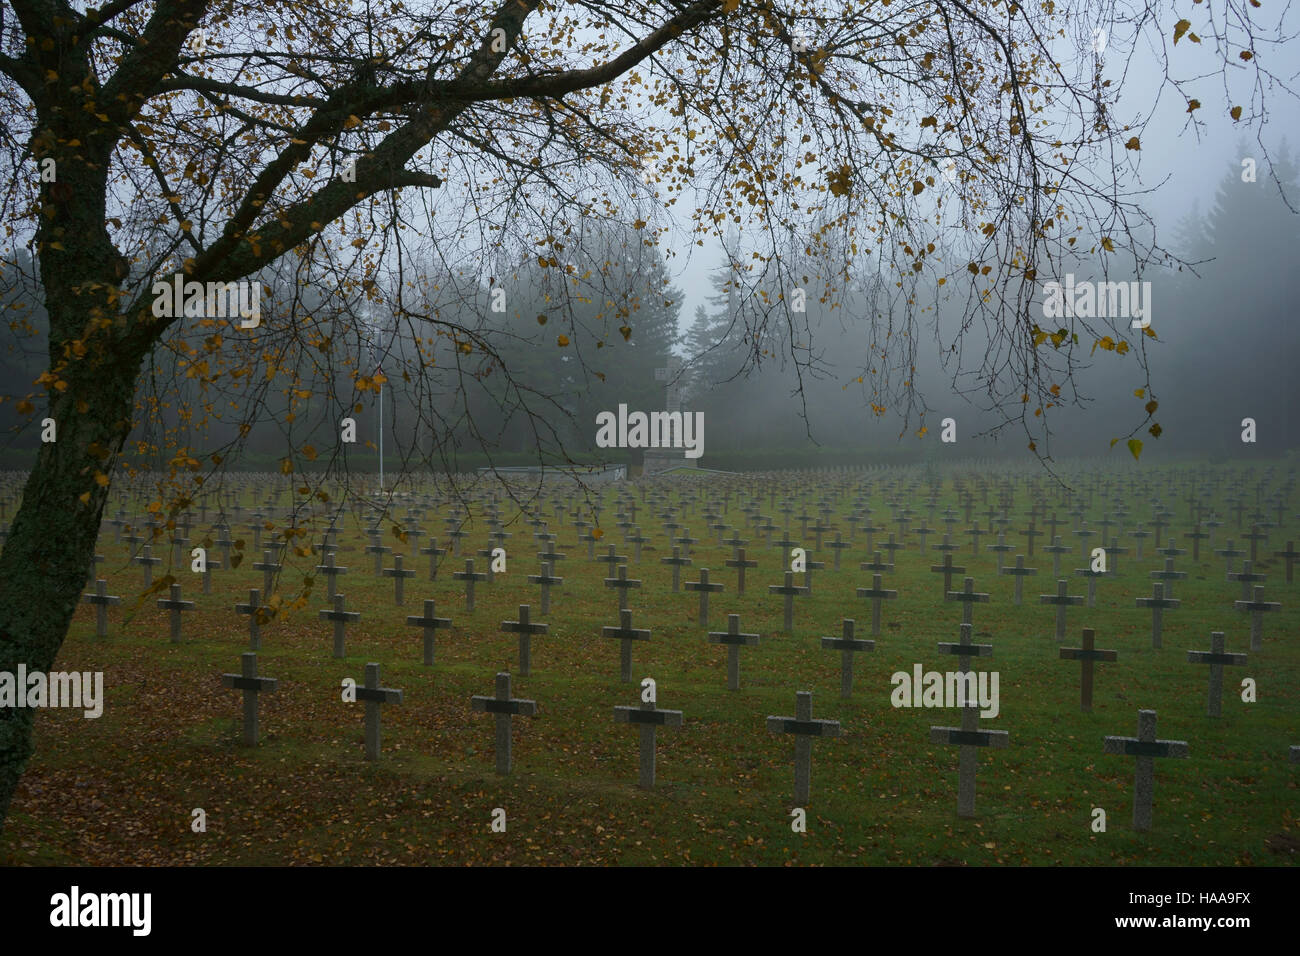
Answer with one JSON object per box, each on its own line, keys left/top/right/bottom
{"left": 2, "top": 462, "right": 1297, "bottom": 865}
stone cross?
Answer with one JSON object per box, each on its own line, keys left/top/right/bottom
{"left": 452, "top": 558, "right": 487, "bottom": 611}
{"left": 1242, "top": 524, "right": 1268, "bottom": 562}
{"left": 930, "top": 551, "right": 966, "bottom": 598}
{"left": 234, "top": 588, "right": 264, "bottom": 649}
{"left": 1273, "top": 540, "right": 1300, "bottom": 583}
{"left": 602, "top": 609, "right": 651, "bottom": 683}
{"left": 613, "top": 693, "right": 683, "bottom": 789}
{"left": 1040, "top": 579, "right": 1084, "bottom": 642}
{"left": 1042, "top": 535, "right": 1071, "bottom": 578}
{"left": 1186, "top": 631, "right": 1246, "bottom": 717}
{"left": 766, "top": 691, "right": 841, "bottom": 806}
{"left": 945, "top": 576, "right": 990, "bottom": 627}
{"left": 855, "top": 572, "right": 898, "bottom": 637}
{"left": 221, "top": 652, "right": 278, "bottom": 746}
{"left": 253, "top": 548, "right": 281, "bottom": 596}
{"left": 419, "top": 538, "right": 447, "bottom": 581}
{"left": 768, "top": 570, "right": 810, "bottom": 634}
{"left": 937, "top": 622, "right": 993, "bottom": 671}
{"left": 604, "top": 563, "right": 643, "bottom": 612}
{"left": 81, "top": 579, "right": 120, "bottom": 638}
{"left": 133, "top": 544, "right": 161, "bottom": 587}
{"left": 821, "top": 619, "right": 874, "bottom": 699}
{"left": 1000, "top": 554, "right": 1038, "bottom": 605}
{"left": 1148, "top": 557, "right": 1186, "bottom": 600}
{"left": 527, "top": 561, "right": 563, "bottom": 615}
{"left": 406, "top": 599, "right": 453, "bottom": 666}
{"left": 1233, "top": 585, "right": 1281, "bottom": 651}
{"left": 726, "top": 547, "right": 758, "bottom": 594}
{"left": 1073, "top": 563, "right": 1111, "bottom": 608}
{"left": 986, "top": 533, "right": 1014, "bottom": 572}
{"left": 707, "top": 613, "right": 761, "bottom": 691}
{"left": 500, "top": 604, "right": 548, "bottom": 677}
{"left": 827, "top": 532, "right": 851, "bottom": 570}
{"left": 660, "top": 546, "right": 692, "bottom": 592}
{"left": 684, "top": 568, "right": 724, "bottom": 628}
{"left": 470, "top": 672, "right": 538, "bottom": 775}
{"left": 1227, "top": 559, "right": 1266, "bottom": 602}
{"left": 365, "top": 535, "right": 392, "bottom": 574}
{"left": 352, "top": 662, "right": 403, "bottom": 761}
{"left": 381, "top": 554, "right": 416, "bottom": 605}
{"left": 315, "top": 552, "right": 348, "bottom": 600}
{"left": 1059, "top": 628, "right": 1117, "bottom": 712}
{"left": 929, "top": 702, "right": 1009, "bottom": 818}
{"left": 860, "top": 550, "right": 893, "bottom": 575}
{"left": 1134, "top": 582, "right": 1179, "bottom": 650}
{"left": 319, "top": 593, "right": 361, "bottom": 658}
{"left": 1102, "top": 709, "right": 1189, "bottom": 831}
{"left": 198, "top": 553, "right": 222, "bottom": 595}
{"left": 156, "top": 582, "right": 195, "bottom": 643}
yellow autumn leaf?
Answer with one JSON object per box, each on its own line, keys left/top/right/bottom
{"left": 1127, "top": 438, "right": 1143, "bottom": 461}
{"left": 343, "top": 114, "right": 362, "bottom": 129}
{"left": 1173, "top": 19, "right": 1191, "bottom": 44}
{"left": 1100, "top": 237, "right": 1115, "bottom": 251}
{"left": 1134, "top": 388, "right": 1145, "bottom": 398}
{"left": 557, "top": 334, "right": 570, "bottom": 346}
{"left": 1125, "top": 136, "right": 1140, "bottom": 151}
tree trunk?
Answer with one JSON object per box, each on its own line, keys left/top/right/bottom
{"left": 0, "top": 305, "right": 145, "bottom": 831}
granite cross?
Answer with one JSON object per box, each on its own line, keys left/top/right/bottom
{"left": 527, "top": 561, "right": 563, "bottom": 615}
{"left": 855, "top": 572, "right": 899, "bottom": 637}
{"left": 470, "top": 672, "right": 537, "bottom": 775}
{"left": 221, "top": 652, "right": 278, "bottom": 746}
{"left": 707, "top": 613, "right": 761, "bottom": 691}
{"left": 234, "top": 588, "right": 264, "bottom": 650}
{"left": 406, "top": 599, "right": 453, "bottom": 666}
{"left": 684, "top": 567, "right": 725, "bottom": 628}
{"left": 613, "top": 692, "right": 683, "bottom": 789}
{"left": 453, "top": 558, "right": 487, "bottom": 611}
{"left": 501, "top": 604, "right": 549, "bottom": 677}
{"left": 1186, "top": 631, "right": 1246, "bottom": 717}
{"left": 382, "top": 554, "right": 416, "bottom": 605}
{"left": 81, "top": 579, "right": 120, "bottom": 638}
{"left": 1040, "top": 579, "right": 1085, "bottom": 642}
{"left": 1233, "top": 585, "right": 1281, "bottom": 651}
{"left": 253, "top": 548, "right": 281, "bottom": 596}
{"left": 320, "top": 593, "right": 361, "bottom": 658}
{"left": 1102, "top": 709, "right": 1189, "bottom": 832}
{"left": 767, "top": 691, "right": 841, "bottom": 806}
{"left": 352, "top": 662, "right": 403, "bottom": 761}
{"left": 661, "top": 546, "right": 692, "bottom": 592}
{"left": 604, "top": 563, "right": 643, "bottom": 613}
{"left": 820, "top": 619, "right": 875, "bottom": 699}
{"left": 726, "top": 547, "right": 758, "bottom": 595}
{"left": 930, "top": 702, "right": 1008, "bottom": 818}
{"left": 945, "top": 576, "right": 990, "bottom": 627}
{"left": 602, "top": 608, "right": 652, "bottom": 684}
{"left": 768, "top": 570, "right": 810, "bottom": 633}
{"left": 1000, "top": 553, "right": 1038, "bottom": 605}
{"left": 156, "top": 582, "right": 195, "bottom": 643}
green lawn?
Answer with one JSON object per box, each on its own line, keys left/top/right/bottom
{"left": 3, "top": 462, "right": 1297, "bottom": 865}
